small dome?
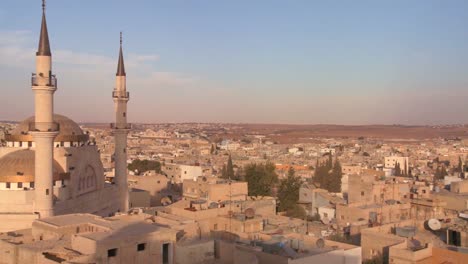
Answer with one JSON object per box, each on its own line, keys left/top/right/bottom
{"left": 0, "top": 150, "right": 67, "bottom": 183}
{"left": 6, "top": 114, "right": 89, "bottom": 142}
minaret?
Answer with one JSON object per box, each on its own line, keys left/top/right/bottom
{"left": 112, "top": 32, "right": 130, "bottom": 212}
{"left": 31, "top": 0, "right": 59, "bottom": 218}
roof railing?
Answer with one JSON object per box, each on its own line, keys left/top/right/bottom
{"left": 112, "top": 90, "right": 129, "bottom": 99}
{"left": 110, "top": 123, "right": 132, "bottom": 130}
{"left": 31, "top": 73, "right": 57, "bottom": 87}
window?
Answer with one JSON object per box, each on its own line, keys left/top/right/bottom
{"left": 137, "top": 243, "right": 146, "bottom": 251}
{"left": 18, "top": 182, "right": 23, "bottom": 189}
{"left": 123, "top": 112, "right": 126, "bottom": 117}
{"left": 30, "top": 182, "right": 35, "bottom": 188}
{"left": 108, "top": 248, "right": 118, "bottom": 257}
{"left": 361, "top": 191, "right": 365, "bottom": 196}
{"left": 46, "top": 189, "right": 49, "bottom": 195}
{"left": 28, "top": 141, "right": 33, "bottom": 147}
{"left": 6, "top": 182, "right": 11, "bottom": 189}
{"left": 341, "top": 215, "right": 345, "bottom": 220}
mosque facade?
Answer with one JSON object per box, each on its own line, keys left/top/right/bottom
{"left": 0, "top": 1, "right": 129, "bottom": 232}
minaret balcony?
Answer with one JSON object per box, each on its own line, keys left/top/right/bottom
{"left": 112, "top": 91, "right": 129, "bottom": 99}
{"left": 32, "top": 73, "right": 57, "bottom": 87}
{"left": 110, "top": 123, "right": 132, "bottom": 130}
{"left": 28, "top": 122, "right": 60, "bottom": 132}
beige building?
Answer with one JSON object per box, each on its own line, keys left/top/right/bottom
{"left": 183, "top": 177, "right": 248, "bottom": 202}
{"left": 163, "top": 163, "right": 203, "bottom": 184}
{"left": 0, "top": 213, "right": 177, "bottom": 264}
{"left": 0, "top": 3, "right": 127, "bottom": 232}
{"left": 385, "top": 156, "right": 409, "bottom": 175}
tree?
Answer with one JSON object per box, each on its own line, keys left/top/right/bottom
{"left": 328, "top": 159, "right": 342, "bottom": 192}
{"left": 394, "top": 162, "right": 401, "bottom": 176}
{"left": 457, "top": 156, "right": 463, "bottom": 173}
{"left": 434, "top": 166, "right": 448, "bottom": 180}
{"left": 313, "top": 156, "right": 342, "bottom": 193}
{"left": 227, "top": 155, "right": 235, "bottom": 179}
{"left": 285, "top": 204, "right": 306, "bottom": 219}
{"left": 128, "top": 159, "right": 161, "bottom": 175}
{"left": 244, "top": 162, "right": 278, "bottom": 197}
{"left": 221, "top": 164, "right": 228, "bottom": 179}
{"left": 278, "top": 167, "right": 302, "bottom": 212}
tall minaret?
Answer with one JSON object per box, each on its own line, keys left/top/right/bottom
{"left": 112, "top": 32, "right": 130, "bottom": 212}
{"left": 31, "top": 0, "right": 59, "bottom": 218}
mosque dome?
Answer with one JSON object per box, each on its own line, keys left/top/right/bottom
{"left": 0, "top": 149, "right": 67, "bottom": 183}
{"left": 6, "top": 114, "right": 89, "bottom": 142}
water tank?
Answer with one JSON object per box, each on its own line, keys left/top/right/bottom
{"left": 395, "top": 226, "right": 417, "bottom": 237}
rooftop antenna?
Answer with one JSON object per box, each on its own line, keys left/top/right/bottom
{"left": 42, "top": 0, "right": 46, "bottom": 12}
{"left": 120, "top": 31, "right": 123, "bottom": 46}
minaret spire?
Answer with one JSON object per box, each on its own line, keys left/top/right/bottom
{"left": 37, "top": 0, "right": 51, "bottom": 56}
{"left": 31, "top": 0, "right": 58, "bottom": 218}
{"left": 113, "top": 31, "right": 130, "bottom": 212}
{"left": 116, "top": 31, "right": 126, "bottom": 76}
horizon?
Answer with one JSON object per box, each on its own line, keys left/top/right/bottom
{"left": 1, "top": 0, "right": 468, "bottom": 125}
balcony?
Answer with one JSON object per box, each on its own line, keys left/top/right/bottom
{"left": 28, "top": 122, "right": 60, "bottom": 132}
{"left": 112, "top": 91, "right": 129, "bottom": 99}
{"left": 31, "top": 73, "right": 57, "bottom": 87}
{"left": 110, "top": 123, "right": 132, "bottom": 130}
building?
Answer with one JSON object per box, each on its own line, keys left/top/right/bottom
{"left": 385, "top": 156, "right": 409, "bottom": 175}
{"left": 163, "top": 163, "right": 203, "bottom": 184}
{"left": 0, "top": 2, "right": 127, "bottom": 232}
{"left": 182, "top": 177, "right": 248, "bottom": 202}
{"left": 0, "top": 213, "right": 177, "bottom": 264}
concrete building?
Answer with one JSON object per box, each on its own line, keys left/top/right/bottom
{"left": 385, "top": 156, "right": 409, "bottom": 175}
{"left": 163, "top": 163, "right": 203, "bottom": 184}
{"left": 0, "top": 213, "right": 177, "bottom": 264}
{"left": 183, "top": 177, "right": 248, "bottom": 202}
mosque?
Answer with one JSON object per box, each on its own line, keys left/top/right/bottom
{"left": 0, "top": 1, "right": 130, "bottom": 232}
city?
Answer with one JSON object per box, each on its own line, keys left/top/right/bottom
{"left": 0, "top": 1, "right": 467, "bottom": 264}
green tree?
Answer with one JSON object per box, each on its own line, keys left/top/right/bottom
{"left": 244, "top": 162, "right": 278, "bottom": 197}
{"left": 278, "top": 167, "right": 302, "bottom": 212}
{"left": 285, "top": 204, "right": 306, "bottom": 219}
{"left": 227, "top": 155, "right": 235, "bottom": 179}
{"left": 328, "top": 159, "right": 342, "bottom": 192}
{"left": 221, "top": 164, "right": 228, "bottom": 179}
{"left": 394, "top": 162, "right": 401, "bottom": 176}
{"left": 128, "top": 159, "right": 161, "bottom": 175}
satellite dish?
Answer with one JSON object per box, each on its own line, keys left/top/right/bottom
{"left": 427, "top": 219, "right": 441, "bottom": 231}
{"left": 245, "top": 208, "right": 255, "bottom": 219}
{"left": 316, "top": 238, "right": 325, "bottom": 248}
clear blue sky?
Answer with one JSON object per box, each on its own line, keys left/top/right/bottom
{"left": 0, "top": 0, "right": 467, "bottom": 124}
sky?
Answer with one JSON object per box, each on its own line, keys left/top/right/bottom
{"left": 0, "top": 0, "right": 467, "bottom": 125}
